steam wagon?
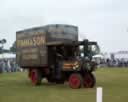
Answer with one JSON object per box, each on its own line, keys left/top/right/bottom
{"left": 16, "top": 24, "right": 99, "bottom": 89}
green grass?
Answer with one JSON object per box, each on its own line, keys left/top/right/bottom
{"left": 0, "top": 68, "right": 128, "bottom": 102}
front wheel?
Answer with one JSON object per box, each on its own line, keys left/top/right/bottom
{"left": 83, "top": 73, "right": 96, "bottom": 88}
{"left": 69, "top": 73, "right": 83, "bottom": 89}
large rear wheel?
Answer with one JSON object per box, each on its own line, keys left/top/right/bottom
{"left": 69, "top": 73, "right": 83, "bottom": 89}
{"left": 83, "top": 73, "right": 96, "bottom": 88}
{"left": 29, "top": 69, "right": 42, "bottom": 86}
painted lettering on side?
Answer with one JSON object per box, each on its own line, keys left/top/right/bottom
{"left": 17, "top": 36, "right": 45, "bottom": 48}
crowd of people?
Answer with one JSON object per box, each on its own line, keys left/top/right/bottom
{"left": 0, "top": 59, "right": 21, "bottom": 73}
{"left": 0, "top": 57, "right": 128, "bottom": 74}
{"left": 97, "top": 58, "right": 128, "bottom": 67}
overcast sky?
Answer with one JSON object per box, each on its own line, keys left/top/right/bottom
{"left": 0, "top": 0, "right": 128, "bottom": 52}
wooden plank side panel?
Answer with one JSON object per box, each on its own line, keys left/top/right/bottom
{"left": 16, "top": 27, "right": 47, "bottom": 68}
{"left": 46, "top": 24, "right": 78, "bottom": 43}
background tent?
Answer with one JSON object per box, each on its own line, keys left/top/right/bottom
{"left": 0, "top": 53, "right": 16, "bottom": 59}
{"left": 93, "top": 54, "right": 104, "bottom": 59}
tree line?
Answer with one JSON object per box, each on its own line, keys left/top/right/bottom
{"left": 0, "top": 39, "right": 16, "bottom": 54}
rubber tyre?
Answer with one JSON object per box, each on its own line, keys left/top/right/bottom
{"left": 30, "top": 69, "right": 42, "bottom": 86}
{"left": 69, "top": 73, "right": 83, "bottom": 89}
{"left": 83, "top": 73, "right": 96, "bottom": 88}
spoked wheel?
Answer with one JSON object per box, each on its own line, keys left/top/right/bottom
{"left": 69, "top": 73, "right": 83, "bottom": 89}
{"left": 29, "top": 69, "right": 42, "bottom": 86}
{"left": 83, "top": 73, "right": 96, "bottom": 88}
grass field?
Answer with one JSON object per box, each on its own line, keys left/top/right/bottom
{"left": 0, "top": 68, "right": 128, "bottom": 102}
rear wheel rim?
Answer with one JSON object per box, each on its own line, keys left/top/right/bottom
{"left": 31, "top": 70, "right": 38, "bottom": 85}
